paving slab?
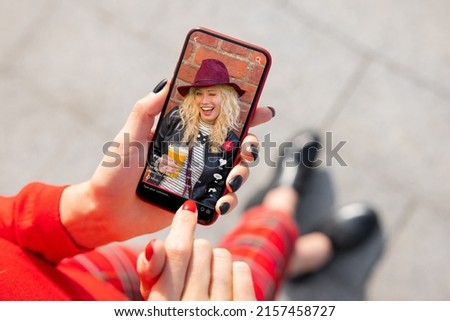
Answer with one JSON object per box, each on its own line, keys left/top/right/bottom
{"left": 368, "top": 204, "right": 450, "bottom": 300}
{"left": 286, "top": 0, "right": 450, "bottom": 97}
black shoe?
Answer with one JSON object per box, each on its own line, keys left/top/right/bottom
{"left": 244, "top": 130, "right": 321, "bottom": 209}
{"left": 315, "top": 202, "right": 379, "bottom": 251}
{"left": 275, "top": 130, "right": 321, "bottom": 192}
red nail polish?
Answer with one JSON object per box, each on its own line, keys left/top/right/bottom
{"left": 182, "top": 200, "right": 197, "bottom": 213}
{"left": 145, "top": 239, "right": 155, "bottom": 261}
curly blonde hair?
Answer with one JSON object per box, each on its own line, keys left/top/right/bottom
{"left": 178, "top": 85, "right": 241, "bottom": 152}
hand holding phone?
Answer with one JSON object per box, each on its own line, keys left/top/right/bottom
{"left": 137, "top": 27, "right": 272, "bottom": 225}
{"left": 60, "top": 49, "right": 272, "bottom": 249}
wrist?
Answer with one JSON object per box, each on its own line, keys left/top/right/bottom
{"left": 59, "top": 182, "right": 116, "bottom": 248}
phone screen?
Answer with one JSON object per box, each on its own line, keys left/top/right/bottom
{"left": 137, "top": 27, "right": 271, "bottom": 225}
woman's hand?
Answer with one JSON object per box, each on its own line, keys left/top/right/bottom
{"left": 59, "top": 80, "right": 274, "bottom": 249}
{"left": 137, "top": 200, "right": 256, "bottom": 301}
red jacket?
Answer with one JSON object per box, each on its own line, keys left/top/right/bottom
{"left": 0, "top": 182, "right": 128, "bottom": 300}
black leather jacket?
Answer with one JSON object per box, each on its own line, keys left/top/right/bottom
{"left": 147, "top": 107, "right": 240, "bottom": 208}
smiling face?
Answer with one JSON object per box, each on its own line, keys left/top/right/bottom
{"left": 194, "top": 86, "right": 222, "bottom": 124}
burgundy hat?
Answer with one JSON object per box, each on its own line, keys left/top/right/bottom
{"left": 177, "top": 59, "right": 246, "bottom": 97}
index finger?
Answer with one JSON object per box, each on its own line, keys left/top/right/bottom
{"left": 148, "top": 200, "right": 198, "bottom": 300}
{"left": 166, "top": 200, "right": 198, "bottom": 246}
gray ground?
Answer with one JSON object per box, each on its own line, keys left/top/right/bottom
{"left": 1, "top": 0, "right": 449, "bottom": 300}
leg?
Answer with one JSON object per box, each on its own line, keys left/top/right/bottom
{"left": 218, "top": 186, "right": 300, "bottom": 300}
{"left": 219, "top": 131, "right": 323, "bottom": 300}
{"left": 264, "top": 187, "right": 334, "bottom": 278}
{"left": 57, "top": 243, "right": 143, "bottom": 300}
{"left": 287, "top": 202, "right": 379, "bottom": 278}
{"left": 219, "top": 185, "right": 334, "bottom": 300}
{"left": 221, "top": 131, "right": 378, "bottom": 299}
{"left": 286, "top": 232, "right": 333, "bottom": 278}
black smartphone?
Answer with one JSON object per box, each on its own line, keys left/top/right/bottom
{"left": 136, "top": 27, "right": 271, "bottom": 225}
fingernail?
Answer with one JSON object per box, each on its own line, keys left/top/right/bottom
{"left": 250, "top": 144, "right": 259, "bottom": 161}
{"left": 228, "top": 175, "right": 243, "bottom": 192}
{"left": 219, "top": 202, "right": 230, "bottom": 215}
{"left": 153, "top": 79, "right": 167, "bottom": 93}
{"left": 145, "top": 239, "right": 156, "bottom": 261}
{"left": 182, "top": 199, "right": 197, "bottom": 213}
{"left": 267, "top": 106, "right": 276, "bottom": 118}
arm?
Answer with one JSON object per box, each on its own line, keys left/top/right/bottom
{"left": 5, "top": 83, "right": 273, "bottom": 254}
{"left": 0, "top": 183, "right": 86, "bottom": 263}
{"left": 0, "top": 84, "right": 173, "bottom": 261}
{"left": 59, "top": 85, "right": 174, "bottom": 249}
{"left": 194, "top": 133, "right": 240, "bottom": 208}
{"left": 151, "top": 107, "right": 181, "bottom": 160}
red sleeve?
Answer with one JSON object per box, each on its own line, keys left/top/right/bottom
{"left": 0, "top": 182, "right": 88, "bottom": 263}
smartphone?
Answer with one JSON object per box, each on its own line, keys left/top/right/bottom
{"left": 136, "top": 27, "right": 271, "bottom": 225}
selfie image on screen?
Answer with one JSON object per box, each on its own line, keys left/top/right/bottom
{"left": 142, "top": 30, "right": 268, "bottom": 209}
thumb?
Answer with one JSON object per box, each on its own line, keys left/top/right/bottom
{"left": 119, "top": 79, "right": 169, "bottom": 145}
{"left": 95, "top": 79, "right": 169, "bottom": 184}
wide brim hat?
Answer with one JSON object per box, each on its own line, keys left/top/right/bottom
{"left": 177, "top": 59, "right": 246, "bottom": 97}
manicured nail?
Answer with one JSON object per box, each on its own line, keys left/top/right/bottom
{"left": 145, "top": 239, "right": 155, "bottom": 261}
{"left": 182, "top": 199, "right": 197, "bottom": 213}
{"left": 228, "top": 175, "right": 243, "bottom": 192}
{"left": 267, "top": 106, "right": 276, "bottom": 118}
{"left": 250, "top": 144, "right": 259, "bottom": 161}
{"left": 219, "top": 202, "right": 231, "bottom": 215}
{"left": 153, "top": 79, "right": 167, "bottom": 93}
